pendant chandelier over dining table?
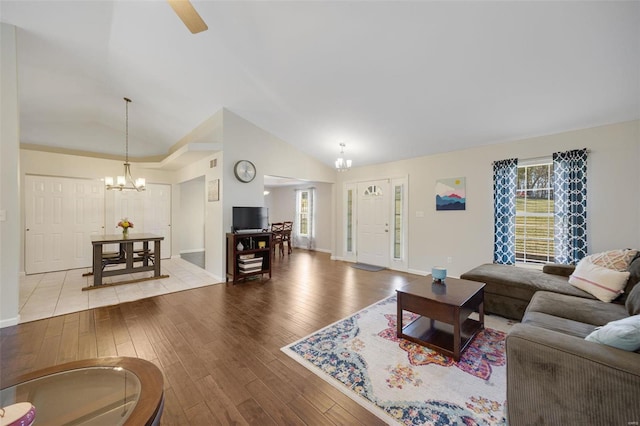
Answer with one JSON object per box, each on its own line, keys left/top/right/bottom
{"left": 105, "top": 97, "right": 146, "bottom": 191}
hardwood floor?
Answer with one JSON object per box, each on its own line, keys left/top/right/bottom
{"left": 1, "top": 250, "right": 423, "bottom": 425}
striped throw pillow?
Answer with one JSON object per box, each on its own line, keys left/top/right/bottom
{"left": 569, "top": 259, "right": 630, "bottom": 302}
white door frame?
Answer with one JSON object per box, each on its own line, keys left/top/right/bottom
{"left": 342, "top": 176, "right": 408, "bottom": 271}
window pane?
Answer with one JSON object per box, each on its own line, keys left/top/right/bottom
{"left": 393, "top": 186, "right": 402, "bottom": 259}
{"left": 527, "top": 165, "right": 551, "bottom": 189}
{"left": 515, "top": 162, "right": 554, "bottom": 264}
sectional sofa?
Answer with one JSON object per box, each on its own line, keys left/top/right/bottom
{"left": 462, "top": 253, "right": 640, "bottom": 424}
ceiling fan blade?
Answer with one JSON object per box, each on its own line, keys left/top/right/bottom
{"left": 168, "top": 0, "right": 208, "bottom": 34}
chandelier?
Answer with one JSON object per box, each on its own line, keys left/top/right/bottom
{"left": 335, "top": 143, "right": 352, "bottom": 172}
{"left": 105, "top": 97, "right": 146, "bottom": 191}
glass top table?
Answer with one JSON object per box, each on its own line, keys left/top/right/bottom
{"left": 1, "top": 357, "right": 163, "bottom": 426}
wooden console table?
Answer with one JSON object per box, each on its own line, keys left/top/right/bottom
{"left": 84, "top": 233, "right": 167, "bottom": 290}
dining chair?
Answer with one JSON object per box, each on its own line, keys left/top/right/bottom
{"left": 283, "top": 221, "right": 293, "bottom": 254}
{"left": 271, "top": 222, "right": 285, "bottom": 257}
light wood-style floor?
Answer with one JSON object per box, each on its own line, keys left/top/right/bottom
{"left": 1, "top": 250, "right": 424, "bottom": 425}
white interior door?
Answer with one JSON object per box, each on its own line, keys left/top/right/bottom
{"left": 25, "top": 175, "right": 104, "bottom": 274}
{"left": 356, "top": 180, "right": 390, "bottom": 267}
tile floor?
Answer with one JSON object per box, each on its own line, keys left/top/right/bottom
{"left": 18, "top": 258, "right": 221, "bottom": 324}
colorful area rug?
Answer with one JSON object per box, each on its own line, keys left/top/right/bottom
{"left": 281, "top": 295, "right": 514, "bottom": 425}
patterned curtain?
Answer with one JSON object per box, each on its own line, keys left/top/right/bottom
{"left": 493, "top": 158, "right": 518, "bottom": 264}
{"left": 553, "top": 149, "right": 588, "bottom": 264}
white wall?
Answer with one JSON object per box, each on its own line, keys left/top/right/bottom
{"left": 1, "top": 23, "right": 20, "bottom": 327}
{"left": 336, "top": 120, "right": 640, "bottom": 278}
{"left": 179, "top": 176, "right": 205, "bottom": 253}
{"left": 264, "top": 187, "right": 295, "bottom": 224}
{"left": 173, "top": 110, "right": 224, "bottom": 279}
{"left": 220, "top": 109, "right": 336, "bottom": 275}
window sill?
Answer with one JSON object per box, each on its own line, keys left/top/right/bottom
{"left": 514, "top": 262, "right": 544, "bottom": 271}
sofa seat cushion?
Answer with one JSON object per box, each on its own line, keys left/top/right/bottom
{"left": 460, "top": 263, "right": 595, "bottom": 302}
{"left": 525, "top": 291, "right": 629, "bottom": 327}
{"left": 523, "top": 312, "right": 597, "bottom": 338}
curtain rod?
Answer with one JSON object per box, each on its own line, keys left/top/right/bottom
{"left": 492, "top": 148, "right": 590, "bottom": 165}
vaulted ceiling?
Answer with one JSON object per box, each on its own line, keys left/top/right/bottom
{"left": 2, "top": 1, "right": 639, "bottom": 168}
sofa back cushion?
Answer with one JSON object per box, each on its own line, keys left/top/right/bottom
{"left": 626, "top": 278, "right": 640, "bottom": 316}
{"left": 622, "top": 253, "right": 640, "bottom": 302}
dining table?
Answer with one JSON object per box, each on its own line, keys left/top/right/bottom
{"left": 85, "top": 233, "right": 167, "bottom": 289}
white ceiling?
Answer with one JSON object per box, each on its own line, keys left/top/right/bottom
{"left": 2, "top": 1, "right": 639, "bottom": 168}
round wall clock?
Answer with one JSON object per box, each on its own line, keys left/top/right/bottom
{"left": 233, "top": 160, "right": 256, "bottom": 183}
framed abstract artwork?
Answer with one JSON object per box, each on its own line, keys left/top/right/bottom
{"left": 436, "top": 177, "right": 466, "bottom": 211}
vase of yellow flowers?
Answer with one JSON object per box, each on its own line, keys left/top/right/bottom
{"left": 117, "top": 218, "right": 134, "bottom": 237}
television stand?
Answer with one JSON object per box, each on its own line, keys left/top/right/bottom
{"left": 226, "top": 232, "right": 272, "bottom": 283}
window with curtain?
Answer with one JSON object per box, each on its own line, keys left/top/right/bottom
{"left": 493, "top": 149, "right": 587, "bottom": 266}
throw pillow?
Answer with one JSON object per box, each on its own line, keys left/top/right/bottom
{"left": 569, "top": 259, "right": 630, "bottom": 302}
{"left": 584, "top": 249, "right": 638, "bottom": 272}
{"left": 626, "top": 282, "right": 640, "bottom": 316}
{"left": 585, "top": 315, "right": 640, "bottom": 352}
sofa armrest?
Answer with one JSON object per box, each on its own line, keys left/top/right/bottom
{"left": 506, "top": 323, "right": 640, "bottom": 426}
{"left": 542, "top": 263, "right": 575, "bottom": 277}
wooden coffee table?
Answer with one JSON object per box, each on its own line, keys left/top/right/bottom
{"left": 396, "top": 276, "right": 485, "bottom": 361}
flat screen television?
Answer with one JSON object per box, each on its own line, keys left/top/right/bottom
{"left": 232, "top": 206, "right": 269, "bottom": 233}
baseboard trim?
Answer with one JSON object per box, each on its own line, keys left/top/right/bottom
{"left": 313, "top": 248, "right": 332, "bottom": 254}
{"left": 0, "top": 315, "right": 20, "bottom": 329}
{"left": 180, "top": 249, "right": 205, "bottom": 254}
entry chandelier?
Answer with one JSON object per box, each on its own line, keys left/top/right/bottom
{"left": 105, "top": 97, "right": 145, "bottom": 191}
{"left": 335, "top": 143, "right": 352, "bottom": 172}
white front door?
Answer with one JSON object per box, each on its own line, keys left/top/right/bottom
{"left": 25, "top": 175, "right": 104, "bottom": 274}
{"left": 356, "top": 180, "right": 390, "bottom": 267}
